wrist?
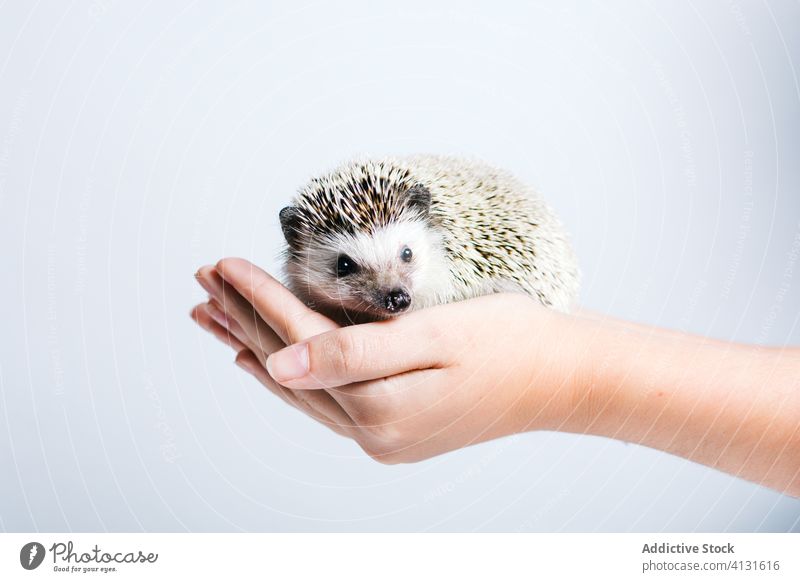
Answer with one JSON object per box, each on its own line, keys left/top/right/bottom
{"left": 551, "top": 312, "right": 639, "bottom": 437}
{"left": 511, "top": 304, "right": 604, "bottom": 435}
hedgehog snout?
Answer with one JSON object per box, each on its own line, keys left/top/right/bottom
{"left": 380, "top": 287, "right": 411, "bottom": 313}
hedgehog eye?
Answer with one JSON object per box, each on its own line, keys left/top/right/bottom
{"left": 336, "top": 254, "right": 359, "bottom": 277}
{"left": 400, "top": 246, "right": 413, "bottom": 262}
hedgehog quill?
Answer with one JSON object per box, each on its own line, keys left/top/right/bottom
{"left": 279, "top": 155, "right": 579, "bottom": 323}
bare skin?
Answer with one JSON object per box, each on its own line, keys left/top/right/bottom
{"left": 191, "top": 258, "right": 800, "bottom": 497}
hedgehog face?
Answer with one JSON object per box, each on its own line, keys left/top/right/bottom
{"left": 280, "top": 161, "right": 453, "bottom": 321}
{"left": 283, "top": 219, "right": 449, "bottom": 321}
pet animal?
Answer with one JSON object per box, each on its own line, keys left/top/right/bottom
{"left": 279, "top": 155, "right": 579, "bottom": 322}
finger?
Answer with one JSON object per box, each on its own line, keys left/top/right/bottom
{"left": 265, "top": 314, "right": 449, "bottom": 390}
{"left": 195, "top": 265, "right": 253, "bottom": 318}
{"left": 206, "top": 298, "right": 280, "bottom": 370}
{"left": 206, "top": 299, "right": 252, "bottom": 349}
{"left": 195, "top": 266, "right": 284, "bottom": 359}
{"left": 191, "top": 304, "right": 248, "bottom": 352}
{"left": 196, "top": 265, "right": 356, "bottom": 429}
{"left": 215, "top": 257, "right": 337, "bottom": 345}
{"left": 190, "top": 308, "right": 300, "bottom": 413}
{"left": 235, "top": 349, "right": 355, "bottom": 436}
{"left": 235, "top": 349, "right": 298, "bottom": 406}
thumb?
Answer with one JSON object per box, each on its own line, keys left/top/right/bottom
{"left": 265, "top": 317, "right": 447, "bottom": 389}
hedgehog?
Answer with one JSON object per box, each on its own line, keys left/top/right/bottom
{"left": 278, "top": 155, "right": 579, "bottom": 323}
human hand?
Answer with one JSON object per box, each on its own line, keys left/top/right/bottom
{"left": 191, "top": 258, "right": 594, "bottom": 463}
{"left": 192, "top": 259, "right": 800, "bottom": 494}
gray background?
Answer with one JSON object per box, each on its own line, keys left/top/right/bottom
{"left": 1, "top": 0, "right": 799, "bottom": 532}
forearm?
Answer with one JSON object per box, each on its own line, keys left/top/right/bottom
{"left": 579, "top": 318, "right": 800, "bottom": 495}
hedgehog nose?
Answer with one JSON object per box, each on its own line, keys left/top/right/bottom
{"left": 384, "top": 288, "right": 411, "bottom": 312}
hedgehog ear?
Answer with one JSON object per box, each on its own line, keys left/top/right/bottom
{"left": 406, "top": 184, "right": 432, "bottom": 217}
{"left": 279, "top": 206, "right": 302, "bottom": 248}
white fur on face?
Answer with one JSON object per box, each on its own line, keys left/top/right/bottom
{"left": 287, "top": 220, "right": 453, "bottom": 315}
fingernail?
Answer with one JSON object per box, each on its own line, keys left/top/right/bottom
{"left": 266, "top": 344, "right": 309, "bottom": 382}
{"left": 205, "top": 302, "right": 229, "bottom": 327}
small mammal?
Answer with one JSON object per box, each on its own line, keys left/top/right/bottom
{"left": 279, "top": 155, "right": 579, "bottom": 322}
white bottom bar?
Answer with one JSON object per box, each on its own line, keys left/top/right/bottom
{"left": 1, "top": 533, "right": 797, "bottom": 581}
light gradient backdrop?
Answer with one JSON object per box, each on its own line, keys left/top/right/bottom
{"left": 1, "top": 0, "right": 799, "bottom": 532}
